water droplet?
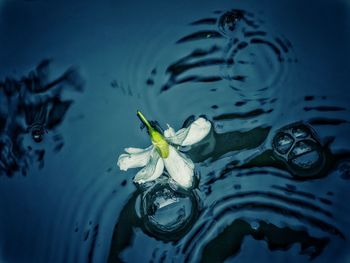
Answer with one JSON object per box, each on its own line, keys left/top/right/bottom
{"left": 30, "top": 123, "right": 46, "bottom": 143}
{"left": 250, "top": 221, "right": 260, "bottom": 230}
{"left": 273, "top": 132, "right": 294, "bottom": 154}
{"left": 292, "top": 126, "right": 309, "bottom": 138}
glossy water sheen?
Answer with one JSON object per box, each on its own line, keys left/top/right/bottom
{"left": 1, "top": 0, "right": 350, "bottom": 263}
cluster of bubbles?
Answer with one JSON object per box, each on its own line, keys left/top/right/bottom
{"left": 272, "top": 122, "right": 325, "bottom": 177}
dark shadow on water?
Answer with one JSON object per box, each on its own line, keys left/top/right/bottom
{"left": 200, "top": 219, "right": 329, "bottom": 263}
{"left": 0, "top": 59, "right": 84, "bottom": 176}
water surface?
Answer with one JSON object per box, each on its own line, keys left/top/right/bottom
{"left": 0, "top": 0, "right": 350, "bottom": 262}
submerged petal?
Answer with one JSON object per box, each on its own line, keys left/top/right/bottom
{"left": 117, "top": 145, "right": 153, "bottom": 171}
{"left": 164, "top": 117, "right": 211, "bottom": 147}
{"left": 163, "top": 146, "right": 194, "bottom": 189}
{"left": 134, "top": 150, "right": 164, "bottom": 184}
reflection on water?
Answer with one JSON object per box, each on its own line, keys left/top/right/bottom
{"left": 0, "top": 60, "right": 84, "bottom": 176}
{"left": 1, "top": 2, "right": 350, "bottom": 263}
{"left": 201, "top": 219, "right": 329, "bottom": 261}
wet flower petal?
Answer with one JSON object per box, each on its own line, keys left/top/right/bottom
{"left": 163, "top": 145, "right": 194, "bottom": 189}
{"left": 125, "top": 147, "right": 148, "bottom": 154}
{"left": 164, "top": 126, "right": 188, "bottom": 145}
{"left": 164, "top": 124, "right": 176, "bottom": 138}
{"left": 181, "top": 117, "right": 211, "bottom": 146}
{"left": 133, "top": 150, "right": 164, "bottom": 184}
{"left": 117, "top": 113, "right": 210, "bottom": 188}
{"left": 164, "top": 117, "right": 211, "bottom": 146}
{"left": 117, "top": 146, "right": 153, "bottom": 171}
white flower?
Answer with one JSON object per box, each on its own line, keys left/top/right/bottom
{"left": 117, "top": 111, "right": 211, "bottom": 189}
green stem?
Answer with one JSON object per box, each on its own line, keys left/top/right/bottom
{"left": 137, "top": 110, "right": 152, "bottom": 130}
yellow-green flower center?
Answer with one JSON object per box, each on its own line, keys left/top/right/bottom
{"left": 137, "top": 111, "right": 169, "bottom": 158}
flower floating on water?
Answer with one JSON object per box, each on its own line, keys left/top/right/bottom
{"left": 117, "top": 111, "right": 211, "bottom": 189}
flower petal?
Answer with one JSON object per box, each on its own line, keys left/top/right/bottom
{"left": 133, "top": 151, "right": 164, "bottom": 184}
{"left": 124, "top": 147, "right": 148, "bottom": 154}
{"left": 117, "top": 146, "right": 153, "bottom": 171}
{"left": 163, "top": 145, "right": 194, "bottom": 189}
{"left": 164, "top": 127, "right": 188, "bottom": 145}
{"left": 164, "top": 124, "right": 176, "bottom": 138}
{"left": 181, "top": 117, "right": 211, "bottom": 146}
{"left": 164, "top": 117, "right": 211, "bottom": 147}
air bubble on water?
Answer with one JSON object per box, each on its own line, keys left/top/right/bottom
{"left": 143, "top": 187, "right": 191, "bottom": 231}
{"left": 292, "top": 126, "right": 309, "bottom": 139}
{"left": 273, "top": 132, "right": 294, "bottom": 154}
{"left": 250, "top": 221, "right": 260, "bottom": 230}
{"left": 291, "top": 141, "right": 313, "bottom": 157}
{"left": 30, "top": 123, "right": 46, "bottom": 143}
{"left": 290, "top": 151, "right": 320, "bottom": 169}
{"left": 141, "top": 183, "right": 198, "bottom": 239}
{"left": 32, "top": 129, "right": 44, "bottom": 142}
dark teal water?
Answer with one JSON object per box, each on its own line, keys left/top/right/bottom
{"left": 1, "top": 0, "right": 350, "bottom": 262}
